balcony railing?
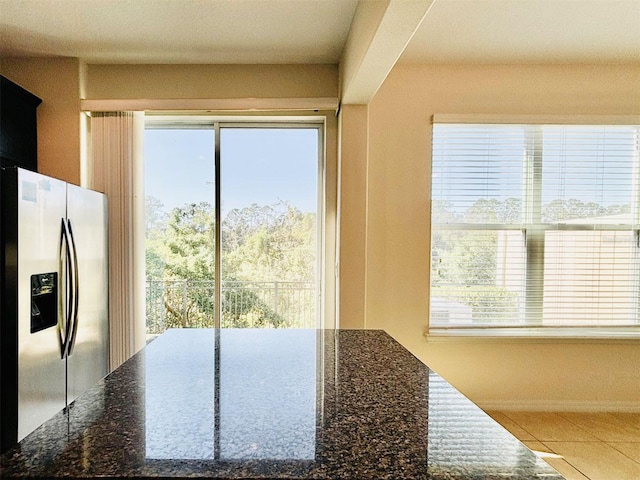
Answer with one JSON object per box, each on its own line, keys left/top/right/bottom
{"left": 146, "top": 280, "right": 317, "bottom": 334}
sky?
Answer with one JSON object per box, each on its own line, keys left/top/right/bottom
{"left": 144, "top": 127, "right": 319, "bottom": 216}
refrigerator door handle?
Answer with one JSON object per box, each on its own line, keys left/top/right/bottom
{"left": 66, "top": 219, "right": 80, "bottom": 356}
{"left": 58, "top": 218, "right": 72, "bottom": 359}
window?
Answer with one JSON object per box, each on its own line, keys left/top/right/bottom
{"left": 144, "top": 119, "right": 324, "bottom": 335}
{"left": 430, "top": 121, "right": 640, "bottom": 332}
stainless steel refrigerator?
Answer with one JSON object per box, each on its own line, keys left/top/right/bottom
{"left": 1, "top": 166, "right": 109, "bottom": 453}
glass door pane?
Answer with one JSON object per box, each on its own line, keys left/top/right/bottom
{"left": 220, "top": 127, "right": 319, "bottom": 328}
{"left": 144, "top": 128, "right": 216, "bottom": 337}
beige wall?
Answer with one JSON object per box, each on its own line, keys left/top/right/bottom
{"left": 0, "top": 57, "right": 81, "bottom": 184}
{"left": 85, "top": 64, "right": 338, "bottom": 99}
{"left": 341, "top": 63, "right": 640, "bottom": 410}
{"left": 337, "top": 105, "right": 368, "bottom": 327}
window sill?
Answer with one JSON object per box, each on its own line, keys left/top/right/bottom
{"left": 425, "top": 327, "right": 640, "bottom": 344}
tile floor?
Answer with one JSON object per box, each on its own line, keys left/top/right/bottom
{"left": 486, "top": 411, "right": 640, "bottom": 480}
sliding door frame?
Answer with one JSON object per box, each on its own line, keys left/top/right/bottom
{"left": 145, "top": 116, "right": 326, "bottom": 329}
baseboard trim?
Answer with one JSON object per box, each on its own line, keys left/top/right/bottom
{"left": 477, "top": 399, "right": 640, "bottom": 413}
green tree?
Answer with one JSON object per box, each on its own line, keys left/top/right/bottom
{"left": 432, "top": 197, "right": 521, "bottom": 323}
{"left": 145, "top": 196, "right": 170, "bottom": 280}
{"left": 145, "top": 200, "right": 316, "bottom": 331}
{"left": 464, "top": 197, "right": 522, "bottom": 223}
{"left": 164, "top": 202, "right": 216, "bottom": 281}
{"left": 146, "top": 195, "right": 169, "bottom": 233}
{"left": 542, "top": 198, "right": 630, "bottom": 222}
{"left": 223, "top": 202, "right": 315, "bottom": 282}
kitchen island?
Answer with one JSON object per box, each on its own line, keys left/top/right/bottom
{"left": 1, "top": 329, "right": 563, "bottom": 479}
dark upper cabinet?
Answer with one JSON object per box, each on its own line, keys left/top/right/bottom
{"left": 1, "top": 75, "right": 42, "bottom": 172}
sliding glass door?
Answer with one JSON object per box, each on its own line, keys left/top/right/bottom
{"left": 220, "top": 127, "right": 320, "bottom": 328}
{"left": 144, "top": 120, "right": 322, "bottom": 336}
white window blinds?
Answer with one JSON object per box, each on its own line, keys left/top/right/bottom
{"left": 430, "top": 123, "right": 640, "bottom": 329}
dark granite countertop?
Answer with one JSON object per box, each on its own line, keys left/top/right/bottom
{"left": 1, "top": 329, "right": 564, "bottom": 479}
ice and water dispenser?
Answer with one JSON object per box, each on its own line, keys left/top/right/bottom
{"left": 30, "top": 272, "right": 58, "bottom": 333}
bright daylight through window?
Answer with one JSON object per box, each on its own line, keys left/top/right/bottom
{"left": 430, "top": 122, "right": 640, "bottom": 333}
{"left": 144, "top": 123, "right": 321, "bottom": 337}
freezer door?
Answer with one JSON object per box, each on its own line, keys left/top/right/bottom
{"left": 65, "top": 184, "right": 109, "bottom": 404}
{"left": 16, "top": 168, "right": 67, "bottom": 441}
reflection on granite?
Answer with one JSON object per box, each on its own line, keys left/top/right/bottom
{"left": 145, "top": 329, "right": 216, "bottom": 460}
{"left": 1, "top": 329, "right": 564, "bottom": 479}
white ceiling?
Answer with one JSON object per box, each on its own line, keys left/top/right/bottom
{"left": 400, "top": 0, "right": 640, "bottom": 64}
{"left": 0, "top": 0, "right": 638, "bottom": 65}
{"left": 0, "top": 0, "right": 359, "bottom": 64}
